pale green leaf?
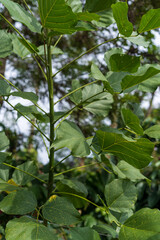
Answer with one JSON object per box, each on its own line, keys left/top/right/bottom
{"left": 37, "top": 45, "right": 63, "bottom": 55}
{"left": 11, "top": 92, "right": 38, "bottom": 104}
{"left": 106, "top": 71, "right": 128, "bottom": 92}
{"left": 69, "top": 80, "right": 82, "bottom": 104}
{"left": 0, "top": 165, "right": 10, "bottom": 181}
{"left": 0, "top": 189, "right": 37, "bottom": 215}
{"left": 53, "top": 120, "right": 90, "bottom": 157}
{"left": 0, "top": 0, "right": 41, "bottom": 33}
{"left": 70, "top": 227, "right": 101, "bottom": 240}
{"left": 38, "top": 0, "right": 77, "bottom": 34}
{"left": 15, "top": 104, "right": 39, "bottom": 119}
{"left": 124, "top": 33, "right": 150, "bottom": 47}
{"left": 0, "top": 79, "right": 11, "bottom": 96}
{"left": 0, "top": 132, "right": 9, "bottom": 151}
{"left": 105, "top": 179, "right": 137, "bottom": 213}
{"left": 92, "top": 9, "right": 115, "bottom": 28}
{"left": 0, "top": 30, "right": 13, "bottom": 58}
{"left": 119, "top": 208, "right": 160, "bottom": 240}
{"left": 12, "top": 36, "right": 30, "bottom": 58}
{"left": 144, "top": 125, "right": 160, "bottom": 139}
{"left": 112, "top": 2, "right": 133, "bottom": 37}
{"left": 138, "top": 73, "right": 160, "bottom": 92}
{"left": 138, "top": 8, "right": 160, "bottom": 33}
{"left": 5, "top": 216, "right": 58, "bottom": 240}
{"left": 92, "top": 131, "right": 154, "bottom": 168}
{"left": 67, "top": 0, "right": 82, "bottom": 13}
{"left": 42, "top": 196, "right": 81, "bottom": 225}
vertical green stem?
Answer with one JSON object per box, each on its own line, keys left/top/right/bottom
{"left": 47, "top": 36, "right": 54, "bottom": 198}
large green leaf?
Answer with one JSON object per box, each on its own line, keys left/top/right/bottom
{"left": 104, "top": 48, "right": 123, "bottom": 70}
{"left": 124, "top": 33, "right": 149, "bottom": 48}
{"left": 138, "top": 8, "right": 160, "bottom": 33}
{"left": 138, "top": 73, "right": 160, "bottom": 92}
{"left": 109, "top": 54, "right": 140, "bottom": 73}
{"left": 0, "top": 79, "right": 11, "bottom": 96}
{"left": 0, "top": 132, "right": 9, "bottom": 151}
{"left": 119, "top": 208, "right": 160, "bottom": 240}
{"left": 12, "top": 162, "right": 38, "bottom": 185}
{"left": 121, "top": 65, "right": 160, "bottom": 91}
{"left": 0, "top": 30, "right": 13, "bottom": 58}
{"left": 70, "top": 227, "right": 101, "bottom": 240}
{"left": 5, "top": 216, "right": 57, "bottom": 240}
{"left": 0, "top": 0, "right": 41, "bottom": 33}
{"left": 42, "top": 196, "right": 81, "bottom": 225}
{"left": 112, "top": 2, "right": 133, "bottom": 37}
{"left": 106, "top": 71, "right": 128, "bottom": 92}
{"left": 121, "top": 108, "right": 144, "bottom": 135}
{"left": 67, "top": 0, "right": 82, "bottom": 13}
{"left": 11, "top": 92, "right": 38, "bottom": 104}
{"left": 105, "top": 179, "right": 137, "bottom": 213}
{"left": 92, "top": 131, "right": 154, "bottom": 168}
{"left": 85, "top": 0, "right": 116, "bottom": 13}
{"left": 0, "top": 178, "right": 20, "bottom": 192}
{"left": 0, "top": 189, "right": 37, "bottom": 215}
{"left": 53, "top": 120, "right": 90, "bottom": 157}
{"left": 15, "top": 104, "right": 39, "bottom": 119}
{"left": 38, "top": 0, "right": 77, "bottom": 34}
{"left": 144, "top": 125, "right": 160, "bottom": 139}
{"left": 11, "top": 35, "right": 30, "bottom": 58}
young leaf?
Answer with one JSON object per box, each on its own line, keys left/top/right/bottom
{"left": 144, "top": 125, "right": 160, "bottom": 139}
{"left": 112, "top": 2, "right": 133, "bottom": 37}
{"left": 53, "top": 120, "right": 90, "bottom": 157}
{"left": 0, "top": 0, "right": 41, "bottom": 33}
{"left": 42, "top": 196, "right": 81, "bottom": 225}
{"left": 0, "top": 189, "right": 37, "bottom": 215}
{"left": 92, "top": 131, "right": 154, "bottom": 168}
{"left": 119, "top": 208, "right": 160, "bottom": 240}
{"left": 109, "top": 54, "right": 140, "bottom": 73}
{"left": 0, "top": 30, "right": 13, "bottom": 58}
{"left": 5, "top": 216, "right": 58, "bottom": 240}
{"left": 138, "top": 8, "right": 160, "bottom": 33}
{"left": 0, "top": 132, "right": 9, "bottom": 151}
{"left": 121, "top": 108, "right": 144, "bottom": 135}
{"left": 38, "top": 0, "right": 77, "bottom": 34}
{"left": 0, "top": 79, "right": 11, "bottom": 96}
{"left": 70, "top": 227, "right": 101, "bottom": 240}
{"left": 105, "top": 179, "right": 137, "bottom": 213}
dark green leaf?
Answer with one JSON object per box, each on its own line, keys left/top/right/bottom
{"left": 92, "top": 9, "right": 115, "bottom": 28}
{"left": 144, "top": 125, "right": 160, "bottom": 139}
{"left": 121, "top": 108, "right": 144, "bottom": 135}
{"left": 53, "top": 120, "right": 90, "bottom": 157}
{"left": 104, "top": 48, "right": 123, "bottom": 71}
{"left": 77, "top": 12, "right": 100, "bottom": 22}
{"left": 119, "top": 208, "right": 160, "bottom": 240}
{"left": 12, "top": 161, "right": 38, "bottom": 185}
{"left": 38, "top": 0, "right": 77, "bottom": 34}
{"left": 0, "top": 152, "right": 11, "bottom": 164}
{"left": 138, "top": 8, "right": 160, "bottom": 33}
{"left": 11, "top": 92, "right": 38, "bottom": 104}
{"left": 92, "top": 131, "right": 154, "bottom": 168}
{"left": 0, "top": 178, "right": 20, "bottom": 192}
{"left": 0, "top": 30, "right": 13, "bottom": 58}
{"left": 0, "top": 132, "right": 9, "bottom": 151}
{"left": 70, "top": 227, "right": 101, "bottom": 240}
{"left": 109, "top": 54, "right": 140, "bottom": 73}
{"left": 112, "top": 2, "right": 133, "bottom": 37}
{"left": 5, "top": 216, "right": 57, "bottom": 240}
{"left": 0, "top": 79, "right": 11, "bottom": 96}
{"left": 0, "top": 0, "right": 41, "bottom": 33}
{"left": 105, "top": 179, "right": 137, "bottom": 213}
{"left": 92, "top": 224, "right": 117, "bottom": 238}
{"left": 42, "top": 196, "right": 81, "bottom": 225}
{"left": 85, "top": 0, "right": 116, "bottom": 13}
{"left": 0, "top": 189, "right": 37, "bottom": 215}
{"left": 0, "top": 165, "right": 10, "bottom": 181}
{"left": 14, "top": 104, "right": 39, "bottom": 119}
{"left": 69, "top": 80, "right": 82, "bottom": 104}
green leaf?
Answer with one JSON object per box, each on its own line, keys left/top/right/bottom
{"left": 0, "top": 189, "right": 37, "bottom": 215}
{"left": 85, "top": 0, "right": 116, "bottom": 13}
{"left": 12, "top": 36, "right": 30, "bottom": 58}
{"left": 67, "top": 0, "right": 82, "bottom": 13}
{"left": 121, "top": 108, "right": 144, "bottom": 135}
{"left": 144, "top": 125, "right": 160, "bottom": 138}
{"left": 69, "top": 80, "right": 82, "bottom": 104}
{"left": 92, "top": 224, "right": 117, "bottom": 238}
{"left": 14, "top": 104, "right": 39, "bottom": 119}
{"left": 112, "top": 2, "right": 133, "bottom": 37}
{"left": 119, "top": 208, "right": 160, "bottom": 240}
{"left": 57, "top": 179, "right": 88, "bottom": 208}
{"left": 92, "top": 9, "right": 115, "bottom": 28}
{"left": 92, "top": 131, "right": 154, "bottom": 168}
{"left": 70, "top": 227, "right": 101, "bottom": 240}
{"left": 5, "top": 216, "right": 58, "bottom": 240}
{"left": 38, "top": 0, "right": 77, "bottom": 34}
{"left": 0, "top": 165, "right": 10, "bottom": 181}
{"left": 124, "top": 33, "right": 150, "bottom": 47}
{"left": 42, "top": 196, "right": 81, "bottom": 225}
{"left": 104, "top": 48, "right": 123, "bottom": 71}
{"left": 105, "top": 179, "right": 137, "bottom": 213}
{"left": 77, "top": 12, "right": 100, "bottom": 22}
{"left": 0, "top": 152, "right": 11, "bottom": 164}
{"left": 12, "top": 162, "right": 38, "bottom": 185}
{"left": 138, "top": 8, "right": 160, "bottom": 33}
{"left": 84, "top": 98, "right": 113, "bottom": 116}
{"left": 109, "top": 54, "right": 140, "bottom": 73}
{"left": 75, "top": 21, "right": 97, "bottom": 31}
{"left": 37, "top": 45, "right": 63, "bottom": 55}
{"left": 138, "top": 73, "right": 160, "bottom": 92}
{"left": 0, "top": 0, "right": 41, "bottom": 33}
{"left": 53, "top": 120, "right": 90, "bottom": 157}
{"left": 0, "top": 178, "right": 20, "bottom": 192}
{"left": 106, "top": 71, "right": 128, "bottom": 92}
{"left": 0, "top": 30, "right": 13, "bottom": 58}
{"left": 0, "top": 132, "right": 9, "bottom": 151}
{"left": 11, "top": 92, "right": 38, "bottom": 104}
{"left": 121, "top": 65, "right": 160, "bottom": 91}
{"left": 0, "top": 79, "right": 11, "bottom": 96}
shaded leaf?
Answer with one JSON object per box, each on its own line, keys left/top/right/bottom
{"left": 0, "top": 30, "right": 13, "bottom": 58}
{"left": 106, "top": 71, "right": 128, "bottom": 92}
{"left": 0, "top": 79, "right": 11, "bottom": 96}
{"left": 0, "top": 132, "right": 9, "bottom": 151}
{"left": 77, "top": 12, "right": 100, "bottom": 22}
{"left": 5, "top": 216, "right": 57, "bottom": 240}
{"left": 85, "top": 0, "right": 116, "bottom": 13}
{"left": 0, "top": 0, "right": 41, "bottom": 33}
{"left": 14, "top": 104, "right": 39, "bottom": 119}
{"left": 70, "top": 227, "right": 101, "bottom": 240}
{"left": 0, "top": 152, "right": 11, "bottom": 164}
{"left": 53, "top": 120, "right": 90, "bottom": 157}
{"left": 37, "top": 45, "right": 63, "bottom": 55}
{"left": 119, "top": 208, "right": 160, "bottom": 240}
{"left": 12, "top": 36, "right": 30, "bottom": 58}
{"left": 92, "top": 224, "right": 117, "bottom": 238}
{"left": 69, "top": 80, "right": 82, "bottom": 104}
{"left": 0, "top": 189, "right": 37, "bottom": 215}
{"left": 92, "top": 9, "right": 115, "bottom": 28}
{"left": 0, "top": 178, "right": 20, "bottom": 192}
{"left": 112, "top": 2, "right": 133, "bottom": 37}
{"left": 105, "top": 179, "right": 137, "bottom": 213}
{"left": 104, "top": 48, "right": 123, "bottom": 70}
{"left": 42, "top": 196, "right": 81, "bottom": 225}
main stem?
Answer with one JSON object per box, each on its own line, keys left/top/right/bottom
{"left": 47, "top": 36, "right": 54, "bottom": 198}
